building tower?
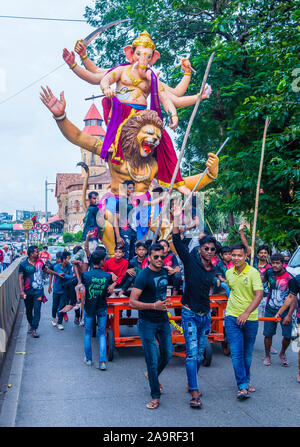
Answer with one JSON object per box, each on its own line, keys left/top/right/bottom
{"left": 80, "top": 103, "right": 106, "bottom": 177}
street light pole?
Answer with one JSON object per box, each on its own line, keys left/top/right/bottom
{"left": 45, "top": 179, "right": 56, "bottom": 243}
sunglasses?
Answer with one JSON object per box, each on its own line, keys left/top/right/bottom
{"left": 153, "top": 255, "right": 166, "bottom": 260}
{"left": 203, "top": 247, "right": 216, "bottom": 252}
{"left": 128, "top": 186, "right": 135, "bottom": 190}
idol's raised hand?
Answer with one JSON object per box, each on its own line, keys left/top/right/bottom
{"left": 74, "top": 40, "right": 87, "bottom": 58}
{"left": 62, "top": 48, "right": 75, "bottom": 67}
{"left": 40, "top": 86, "right": 66, "bottom": 117}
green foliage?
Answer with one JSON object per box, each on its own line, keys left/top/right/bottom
{"left": 84, "top": 0, "right": 299, "bottom": 249}
{"left": 73, "top": 231, "right": 83, "bottom": 243}
{"left": 62, "top": 233, "right": 74, "bottom": 244}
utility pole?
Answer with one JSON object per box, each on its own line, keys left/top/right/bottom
{"left": 45, "top": 179, "right": 56, "bottom": 242}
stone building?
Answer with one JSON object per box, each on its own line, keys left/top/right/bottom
{"left": 55, "top": 103, "right": 110, "bottom": 234}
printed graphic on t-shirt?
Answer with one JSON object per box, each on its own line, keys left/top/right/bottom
{"left": 88, "top": 277, "right": 107, "bottom": 300}
{"left": 153, "top": 275, "right": 168, "bottom": 301}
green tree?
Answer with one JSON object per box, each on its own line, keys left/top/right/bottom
{"left": 63, "top": 232, "right": 74, "bottom": 244}
{"left": 83, "top": 0, "right": 299, "bottom": 249}
{"left": 73, "top": 230, "right": 83, "bottom": 243}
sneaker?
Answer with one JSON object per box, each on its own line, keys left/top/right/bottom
{"left": 83, "top": 357, "right": 92, "bottom": 366}
{"left": 31, "top": 330, "right": 40, "bottom": 338}
{"left": 98, "top": 362, "right": 107, "bottom": 371}
{"left": 270, "top": 346, "right": 278, "bottom": 355}
{"left": 79, "top": 320, "right": 85, "bottom": 327}
{"left": 57, "top": 324, "right": 64, "bottom": 330}
{"left": 27, "top": 327, "right": 33, "bottom": 334}
{"left": 51, "top": 318, "right": 57, "bottom": 327}
{"left": 64, "top": 313, "right": 69, "bottom": 322}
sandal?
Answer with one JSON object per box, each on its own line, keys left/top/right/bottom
{"left": 248, "top": 384, "right": 256, "bottom": 393}
{"left": 237, "top": 389, "right": 250, "bottom": 400}
{"left": 190, "top": 396, "right": 202, "bottom": 409}
{"left": 185, "top": 384, "right": 202, "bottom": 396}
{"left": 146, "top": 400, "right": 160, "bottom": 410}
{"left": 263, "top": 357, "right": 271, "bottom": 366}
{"left": 279, "top": 354, "right": 289, "bottom": 367}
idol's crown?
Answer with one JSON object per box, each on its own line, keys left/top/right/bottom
{"left": 132, "top": 30, "right": 156, "bottom": 51}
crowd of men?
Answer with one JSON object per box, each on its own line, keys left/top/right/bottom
{"left": 17, "top": 188, "right": 300, "bottom": 410}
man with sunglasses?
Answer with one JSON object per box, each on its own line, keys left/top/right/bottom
{"left": 172, "top": 200, "right": 218, "bottom": 409}
{"left": 129, "top": 243, "right": 172, "bottom": 410}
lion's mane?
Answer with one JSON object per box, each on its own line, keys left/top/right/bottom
{"left": 120, "top": 110, "right": 163, "bottom": 171}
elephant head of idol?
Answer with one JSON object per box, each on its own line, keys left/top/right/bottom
{"left": 123, "top": 30, "right": 160, "bottom": 79}
{"left": 120, "top": 110, "right": 163, "bottom": 170}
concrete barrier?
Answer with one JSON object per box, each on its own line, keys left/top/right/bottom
{"left": 0, "top": 258, "right": 22, "bottom": 371}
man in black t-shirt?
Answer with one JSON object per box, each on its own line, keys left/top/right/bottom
{"left": 81, "top": 251, "right": 112, "bottom": 370}
{"left": 130, "top": 243, "right": 173, "bottom": 410}
{"left": 18, "top": 245, "right": 47, "bottom": 338}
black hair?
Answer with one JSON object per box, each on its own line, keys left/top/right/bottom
{"left": 43, "top": 246, "right": 48, "bottom": 250}
{"left": 90, "top": 251, "right": 106, "bottom": 265}
{"left": 135, "top": 242, "right": 147, "bottom": 250}
{"left": 115, "top": 245, "right": 125, "bottom": 253}
{"left": 231, "top": 243, "right": 247, "bottom": 253}
{"left": 73, "top": 246, "right": 83, "bottom": 254}
{"left": 122, "top": 180, "right": 135, "bottom": 187}
{"left": 271, "top": 253, "right": 284, "bottom": 263}
{"left": 28, "top": 245, "right": 38, "bottom": 256}
{"left": 88, "top": 191, "right": 98, "bottom": 200}
{"left": 257, "top": 244, "right": 270, "bottom": 254}
{"left": 152, "top": 186, "right": 164, "bottom": 194}
{"left": 61, "top": 251, "right": 71, "bottom": 261}
{"left": 221, "top": 246, "right": 232, "bottom": 254}
{"left": 158, "top": 239, "right": 169, "bottom": 248}
{"left": 199, "top": 235, "right": 218, "bottom": 248}
{"left": 149, "top": 243, "right": 164, "bottom": 255}
{"left": 56, "top": 251, "right": 63, "bottom": 260}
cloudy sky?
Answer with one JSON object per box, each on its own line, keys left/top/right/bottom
{"left": 0, "top": 0, "right": 107, "bottom": 215}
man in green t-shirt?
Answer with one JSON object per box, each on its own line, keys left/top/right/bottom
{"left": 225, "top": 243, "right": 263, "bottom": 400}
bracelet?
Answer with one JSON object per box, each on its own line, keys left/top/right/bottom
{"left": 277, "top": 312, "right": 281, "bottom": 318}
{"left": 207, "top": 171, "right": 217, "bottom": 180}
{"left": 184, "top": 72, "right": 191, "bottom": 76}
{"left": 53, "top": 112, "right": 66, "bottom": 121}
{"left": 153, "top": 302, "right": 156, "bottom": 310}
{"left": 81, "top": 54, "right": 88, "bottom": 60}
{"left": 70, "top": 62, "right": 77, "bottom": 70}
{"left": 171, "top": 114, "right": 178, "bottom": 118}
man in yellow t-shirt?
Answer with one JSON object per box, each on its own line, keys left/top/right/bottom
{"left": 225, "top": 243, "right": 263, "bottom": 401}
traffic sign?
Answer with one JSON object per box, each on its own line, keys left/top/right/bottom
{"left": 41, "top": 224, "right": 49, "bottom": 232}
{"left": 34, "top": 222, "right": 42, "bottom": 231}
{"left": 22, "top": 219, "right": 33, "bottom": 230}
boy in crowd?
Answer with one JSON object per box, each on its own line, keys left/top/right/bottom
{"left": 103, "top": 246, "right": 129, "bottom": 295}
{"left": 81, "top": 251, "right": 112, "bottom": 370}
{"left": 263, "top": 253, "right": 298, "bottom": 367}
{"left": 39, "top": 246, "right": 51, "bottom": 264}
{"left": 215, "top": 246, "right": 233, "bottom": 298}
{"left": 19, "top": 245, "right": 48, "bottom": 338}
{"left": 225, "top": 244, "right": 263, "bottom": 400}
{"left": 172, "top": 200, "right": 218, "bottom": 409}
{"left": 158, "top": 239, "right": 183, "bottom": 296}
{"left": 51, "top": 251, "right": 73, "bottom": 330}
{"left": 129, "top": 243, "right": 172, "bottom": 410}
{"left": 118, "top": 242, "right": 149, "bottom": 296}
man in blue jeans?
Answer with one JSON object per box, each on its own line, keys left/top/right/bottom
{"left": 225, "top": 243, "right": 263, "bottom": 400}
{"left": 172, "top": 200, "right": 218, "bottom": 409}
{"left": 130, "top": 243, "right": 172, "bottom": 410}
{"left": 81, "top": 251, "right": 112, "bottom": 370}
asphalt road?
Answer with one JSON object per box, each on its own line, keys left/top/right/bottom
{"left": 1, "top": 291, "right": 300, "bottom": 427}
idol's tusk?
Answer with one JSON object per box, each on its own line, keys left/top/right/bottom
{"left": 132, "top": 61, "right": 138, "bottom": 70}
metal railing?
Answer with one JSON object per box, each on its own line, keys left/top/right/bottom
{"left": 0, "top": 258, "right": 23, "bottom": 371}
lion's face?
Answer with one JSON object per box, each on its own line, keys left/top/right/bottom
{"left": 136, "top": 124, "right": 162, "bottom": 158}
